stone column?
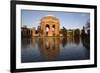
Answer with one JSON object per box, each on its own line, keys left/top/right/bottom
{"left": 32, "top": 27, "right": 35, "bottom": 37}
{"left": 48, "top": 24, "right": 52, "bottom": 36}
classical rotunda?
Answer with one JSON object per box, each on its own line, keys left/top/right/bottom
{"left": 39, "top": 15, "right": 60, "bottom": 36}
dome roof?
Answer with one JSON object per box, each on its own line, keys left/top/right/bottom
{"left": 43, "top": 15, "right": 56, "bottom": 17}
{"left": 41, "top": 15, "right": 59, "bottom": 20}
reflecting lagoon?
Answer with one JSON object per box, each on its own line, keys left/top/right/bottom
{"left": 21, "top": 36, "right": 90, "bottom": 63}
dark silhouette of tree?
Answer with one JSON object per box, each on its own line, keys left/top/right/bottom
{"left": 74, "top": 29, "right": 80, "bottom": 45}
{"left": 86, "top": 21, "right": 90, "bottom": 37}
{"left": 74, "top": 29, "right": 80, "bottom": 37}
{"left": 81, "top": 20, "right": 90, "bottom": 49}
{"left": 61, "top": 26, "right": 67, "bottom": 37}
{"left": 81, "top": 26, "right": 86, "bottom": 37}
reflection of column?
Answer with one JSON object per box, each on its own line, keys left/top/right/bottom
{"left": 67, "top": 36, "right": 73, "bottom": 45}
{"left": 38, "top": 37, "right": 60, "bottom": 60}
{"left": 31, "top": 37, "right": 35, "bottom": 48}
{"left": 55, "top": 37, "right": 60, "bottom": 49}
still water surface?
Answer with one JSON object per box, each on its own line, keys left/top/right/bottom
{"left": 21, "top": 37, "right": 90, "bottom": 63}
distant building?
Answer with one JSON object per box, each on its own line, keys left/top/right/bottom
{"left": 21, "top": 26, "right": 32, "bottom": 38}
{"left": 67, "top": 30, "right": 74, "bottom": 37}
{"left": 21, "top": 15, "right": 82, "bottom": 38}
{"left": 31, "top": 27, "right": 35, "bottom": 37}
{"left": 22, "top": 26, "right": 37, "bottom": 38}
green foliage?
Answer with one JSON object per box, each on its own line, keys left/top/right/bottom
{"left": 74, "top": 29, "right": 80, "bottom": 37}
{"left": 61, "top": 27, "right": 67, "bottom": 37}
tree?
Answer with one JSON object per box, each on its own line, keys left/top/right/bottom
{"left": 61, "top": 27, "right": 67, "bottom": 37}
{"left": 36, "top": 26, "right": 41, "bottom": 34}
{"left": 74, "top": 29, "right": 80, "bottom": 37}
{"left": 81, "top": 26, "right": 86, "bottom": 37}
{"left": 85, "top": 21, "right": 90, "bottom": 36}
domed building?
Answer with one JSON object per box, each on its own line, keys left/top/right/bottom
{"left": 39, "top": 15, "right": 60, "bottom": 36}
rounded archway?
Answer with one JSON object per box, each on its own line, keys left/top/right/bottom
{"left": 39, "top": 15, "right": 60, "bottom": 36}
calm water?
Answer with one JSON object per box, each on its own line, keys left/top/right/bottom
{"left": 21, "top": 37, "right": 90, "bottom": 63}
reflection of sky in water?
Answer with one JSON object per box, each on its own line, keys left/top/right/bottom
{"left": 60, "top": 44, "right": 88, "bottom": 60}
{"left": 21, "top": 37, "right": 90, "bottom": 63}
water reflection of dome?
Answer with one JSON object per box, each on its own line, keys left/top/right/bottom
{"left": 38, "top": 37, "right": 60, "bottom": 60}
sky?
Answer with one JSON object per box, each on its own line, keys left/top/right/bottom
{"left": 21, "top": 10, "right": 90, "bottom": 30}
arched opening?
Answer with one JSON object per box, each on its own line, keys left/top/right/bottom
{"left": 46, "top": 24, "right": 50, "bottom": 36}
{"left": 52, "top": 25, "right": 55, "bottom": 32}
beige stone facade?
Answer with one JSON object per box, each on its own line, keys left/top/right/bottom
{"left": 39, "top": 15, "right": 60, "bottom": 36}
{"left": 31, "top": 27, "right": 35, "bottom": 37}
